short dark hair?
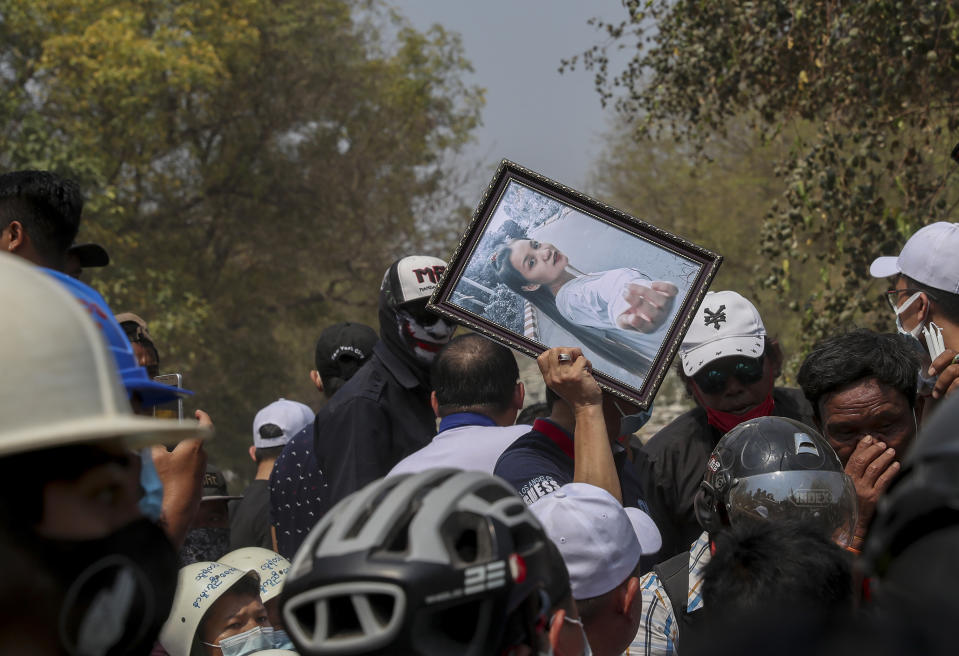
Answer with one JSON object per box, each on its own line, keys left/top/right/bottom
{"left": 702, "top": 519, "right": 853, "bottom": 616}
{"left": 902, "top": 274, "right": 959, "bottom": 325}
{"left": 253, "top": 445, "right": 285, "bottom": 463}
{"left": 0, "top": 170, "right": 83, "bottom": 268}
{"left": 431, "top": 334, "right": 519, "bottom": 416}
{"left": 797, "top": 329, "right": 919, "bottom": 420}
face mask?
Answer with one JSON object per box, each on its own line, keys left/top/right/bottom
{"left": 179, "top": 527, "right": 230, "bottom": 564}
{"left": 704, "top": 396, "right": 776, "bottom": 434}
{"left": 579, "top": 626, "right": 593, "bottom": 656}
{"left": 137, "top": 447, "right": 163, "bottom": 521}
{"left": 272, "top": 628, "right": 294, "bottom": 650}
{"left": 894, "top": 291, "right": 925, "bottom": 339}
{"left": 397, "top": 309, "right": 455, "bottom": 365}
{"left": 203, "top": 625, "right": 276, "bottom": 656}
{"left": 30, "top": 518, "right": 179, "bottom": 656}
{"left": 614, "top": 400, "right": 652, "bottom": 437}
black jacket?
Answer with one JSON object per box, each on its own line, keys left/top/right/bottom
{"left": 634, "top": 387, "right": 815, "bottom": 559}
{"left": 314, "top": 340, "right": 436, "bottom": 511}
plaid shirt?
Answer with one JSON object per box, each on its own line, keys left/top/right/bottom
{"left": 626, "top": 532, "right": 711, "bottom": 655}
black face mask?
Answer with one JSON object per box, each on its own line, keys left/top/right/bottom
{"left": 28, "top": 518, "right": 179, "bottom": 656}
{"left": 179, "top": 527, "right": 230, "bottom": 565}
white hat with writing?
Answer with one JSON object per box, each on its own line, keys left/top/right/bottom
{"left": 530, "top": 483, "right": 661, "bottom": 599}
{"left": 220, "top": 547, "right": 291, "bottom": 604}
{"left": 159, "top": 561, "right": 259, "bottom": 656}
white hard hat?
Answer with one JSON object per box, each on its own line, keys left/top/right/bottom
{"left": 159, "top": 561, "right": 259, "bottom": 656}
{"left": 219, "top": 547, "right": 291, "bottom": 603}
{"left": 0, "top": 253, "right": 209, "bottom": 456}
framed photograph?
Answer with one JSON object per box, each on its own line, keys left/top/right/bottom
{"left": 428, "top": 160, "right": 722, "bottom": 408}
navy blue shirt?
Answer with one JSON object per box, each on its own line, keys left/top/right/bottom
{"left": 269, "top": 421, "right": 324, "bottom": 559}
{"left": 494, "top": 418, "right": 648, "bottom": 512}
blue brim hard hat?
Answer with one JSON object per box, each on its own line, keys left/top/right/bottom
{"left": 42, "top": 268, "right": 194, "bottom": 407}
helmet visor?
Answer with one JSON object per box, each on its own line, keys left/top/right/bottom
{"left": 725, "top": 471, "right": 858, "bottom": 548}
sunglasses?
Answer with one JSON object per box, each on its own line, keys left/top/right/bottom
{"left": 693, "top": 355, "right": 765, "bottom": 394}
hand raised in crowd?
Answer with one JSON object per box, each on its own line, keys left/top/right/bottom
{"left": 536, "top": 347, "right": 601, "bottom": 410}
{"left": 150, "top": 408, "right": 211, "bottom": 547}
{"left": 539, "top": 347, "right": 623, "bottom": 503}
{"left": 845, "top": 435, "right": 900, "bottom": 550}
{"left": 929, "top": 349, "right": 959, "bottom": 400}
{"left": 617, "top": 281, "right": 679, "bottom": 333}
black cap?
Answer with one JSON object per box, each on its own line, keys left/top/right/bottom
{"left": 67, "top": 242, "right": 110, "bottom": 268}
{"left": 314, "top": 322, "right": 378, "bottom": 380}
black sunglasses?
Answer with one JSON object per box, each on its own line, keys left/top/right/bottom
{"left": 693, "top": 355, "right": 765, "bottom": 394}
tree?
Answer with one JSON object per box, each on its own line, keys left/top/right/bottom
{"left": 0, "top": 0, "right": 482, "bottom": 476}
{"left": 588, "top": 116, "right": 822, "bottom": 366}
{"left": 569, "top": 0, "right": 959, "bottom": 353}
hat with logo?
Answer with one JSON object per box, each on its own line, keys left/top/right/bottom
{"left": 252, "top": 398, "right": 314, "bottom": 449}
{"left": 0, "top": 253, "right": 209, "bottom": 456}
{"left": 679, "top": 290, "right": 766, "bottom": 376}
{"left": 314, "top": 322, "right": 378, "bottom": 382}
{"left": 530, "top": 482, "right": 661, "bottom": 599}
{"left": 380, "top": 255, "right": 448, "bottom": 309}
{"left": 201, "top": 463, "right": 241, "bottom": 502}
{"left": 869, "top": 222, "right": 959, "bottom": 294}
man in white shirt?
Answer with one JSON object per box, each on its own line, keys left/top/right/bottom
{"left": 388, "top": 333, "right": 528, "bottom": 476}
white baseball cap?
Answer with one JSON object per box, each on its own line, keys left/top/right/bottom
{"left": 869, "top": 222, "right": 959, "bottom": 294}
{"left": 381, "top": 255, "right": 448, "bottom": 307}
{"left": 0, "top": 253, "right": 209, "bottom": 457}
{"left": 252, "top": 398, "right": 314, "bottom": 448}
{"left": 219, "top": 547, "right": 291, "bottom": 603}
{"left": 679, "top": 290, "right": 766, "bottom": 376}
{"left": 530, "top": 483, "right": 661, "bottom": 600}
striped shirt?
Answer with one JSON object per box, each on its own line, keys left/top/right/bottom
{"left": 626, "top": 532, "right": 711, "bottom": 655}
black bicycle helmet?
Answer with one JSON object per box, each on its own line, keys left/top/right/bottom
{"left": 279, "top": 469, "right": 569, "bottom": 655}
{"left": 693, "top": 416, "right": 857, "bottom": 546}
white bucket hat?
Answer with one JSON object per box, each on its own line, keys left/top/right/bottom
{"left": 219, "top": 547, "right": 291, "bottom": 603}
{"left": 0, "top": 253, "right": 209, "bottom": 456}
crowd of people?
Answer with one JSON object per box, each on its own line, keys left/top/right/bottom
{"left": 3, "top": 167, "right": 959, "bottom": 655}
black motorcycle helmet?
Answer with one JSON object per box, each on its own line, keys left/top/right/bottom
{"left": 280, "top": 469, "right": 569, "bottom": 656}
{"left": 693, "top": 416, "right": 857, "bottom": 546}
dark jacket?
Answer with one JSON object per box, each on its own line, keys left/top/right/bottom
{"left": 494, "top": 418, "right": 648, "bottom": 511}
{"left": 634, "top": 387, "right": 815, "bottom": 559}
{"left": 314, "top": 340, "right": 435, "bottom": 511}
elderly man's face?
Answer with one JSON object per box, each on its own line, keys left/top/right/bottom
{"left": 819, "top": 377, "right": 916, "bottom": 465}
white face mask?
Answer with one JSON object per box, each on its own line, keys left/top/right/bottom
{"left": 203, "top": 625, "right": 275, "bottom": 656}
{"left": 894, "top": 291, "right": 924, "bottom": 339}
